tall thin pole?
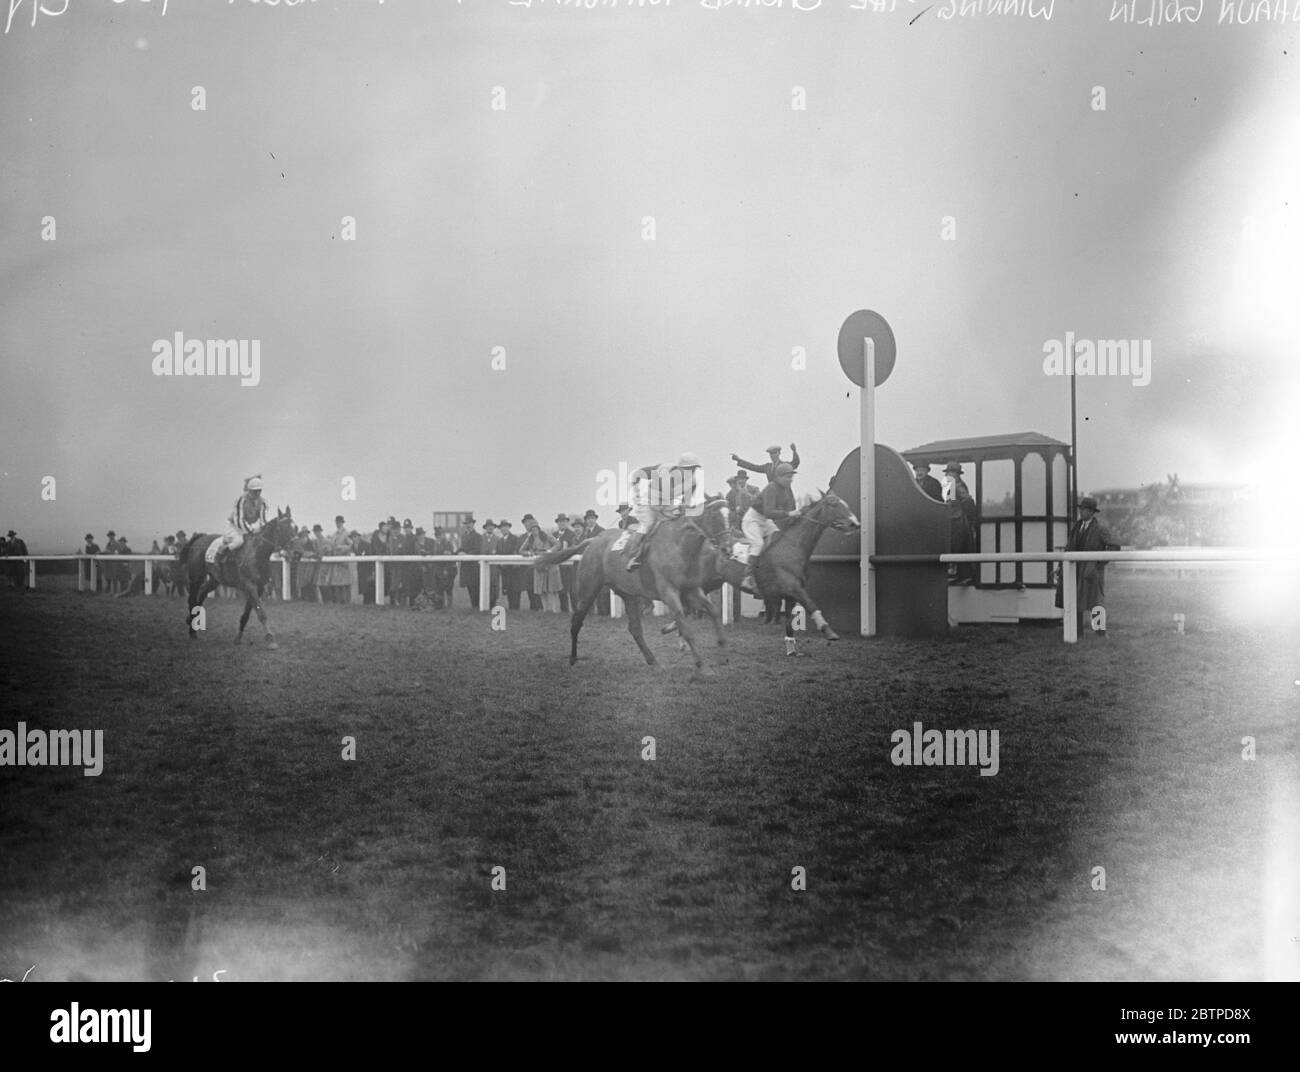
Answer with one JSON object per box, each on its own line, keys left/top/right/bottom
{"left": 1069, "top": 344, "right": 1078, "bottom": 524}
{"left": 861, "top": 338, "right": 877, "bottom": 637}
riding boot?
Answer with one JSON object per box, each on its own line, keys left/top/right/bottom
{"left": 627, "top": 522, "right": 655, "bottom": 571}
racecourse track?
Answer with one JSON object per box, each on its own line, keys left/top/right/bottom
{"left": 1, "top": 572, "right": 1297, "bottom": 981}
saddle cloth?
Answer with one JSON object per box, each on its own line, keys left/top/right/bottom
{"left": 730, "top": 539, "right": 753, "bottom": 564}
{"left": 611, "top": 530, "right": 633, "bottom": 553}
{"left": 204, "top": 538, "right": 222, "bottom": 565}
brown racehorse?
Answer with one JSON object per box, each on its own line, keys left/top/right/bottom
{"left": 674, "top": 490, "right": 860, "bottom": 647}
{"left": 532, "top": 498, "right": 732, "bottom": 672}
{"left": 178, "top": 508, "right": 296, "bottom": 648}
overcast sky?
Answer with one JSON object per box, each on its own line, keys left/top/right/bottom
{"left": 2, "top": 1, "right": 1297, "bottom": 549}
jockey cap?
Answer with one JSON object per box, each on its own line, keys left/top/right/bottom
{"left": 774, "top": 462, "right": 795, "bottom": 478}
{"left": 245, "top": 476, "right": 263, "bottom": 492}
{"left": 677, "top": 452, "right": 702, "bottom": 469}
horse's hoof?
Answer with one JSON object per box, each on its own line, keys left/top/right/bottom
{"left": 266, "top": 640, "right": 279, "bottom": 650}
{"left": 823, "top": 629, "right": 841, "bottom": 641}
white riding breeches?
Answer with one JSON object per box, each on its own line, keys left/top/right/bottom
{"left": 742, "top": 508, "right": 778, "bottom": 552}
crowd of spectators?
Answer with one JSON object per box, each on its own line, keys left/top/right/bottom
{"left": 52, "top": 509, "right": 639, "bottom": 612}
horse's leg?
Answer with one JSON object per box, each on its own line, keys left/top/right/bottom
{"left": 189, "top": 572, "right": 218, "bottom": 639}
{"left": 660, "top": 586, "right": 707, "bottom": 673}
{"left": 237, "top": 589, "right": 254, "bottom": 644}
{"left": 186, "top": 568, "right": 201, "bottom": 639}
{"left": 624, "top": 596, "right": 656, "bottom": 666}
{"left": 785, "top": 581, "right": 840, "bottom": 641}
{"left": 254, "top": 588, "right": 277, "bottom": 649}
{"left": 684, "top": 587, "right": 725, "bottom": 649}
{"left": 569, "top": 577, "right": 601, "bottom": 666}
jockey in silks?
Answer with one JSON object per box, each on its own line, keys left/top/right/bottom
{"left": 740, "top": 461, "right": 798, "bottom": 595}
{"left": 625, "top": 452, "right": 704, "bottom": 571}
{"left": 217, "top": 475, "right": 269, "bottom": 567}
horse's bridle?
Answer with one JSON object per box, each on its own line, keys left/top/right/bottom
{"left": 796, "top": 496, "right": 858, "bottom": 534}
{"left": 687, "top": 502, "right": 734, "bottom": 553}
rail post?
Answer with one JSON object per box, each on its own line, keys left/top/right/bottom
{"left": 1062, "top": 560, "right": 1078, "bottom": 643}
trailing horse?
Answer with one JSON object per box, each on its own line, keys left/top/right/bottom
{"left": 677, "top": 490, "right": 860, "bottom": 648}
{"left": 531, "top": 498, "right": 732, "bottom": 673}
{"left": 178, "top": 508, "right": 296, "bottom": 648}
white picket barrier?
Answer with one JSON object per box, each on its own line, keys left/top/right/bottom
{"left": 9, "top": 548, "right": 1296, "bottom": 644}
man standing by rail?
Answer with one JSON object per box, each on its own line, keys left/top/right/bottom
{"left": 1066, "top": 495, "right": 1120, "bottom": 637}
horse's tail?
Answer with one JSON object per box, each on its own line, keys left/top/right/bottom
{"left": 532, "top": 538, "right": 594, "bottom": 568}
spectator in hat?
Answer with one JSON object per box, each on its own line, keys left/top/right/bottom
{"left": 578, "top": 509, "right": 597, "bottom": 538}
{"left": 911, "top": 462, "right": 943, "bottom": 501}
{"left": 317, "top": 515, "right": 350, "bottom": 604}
{"left": 579, "top": 510, "right": 609, "bottom": 614}
{"left": 4, "top": 530, "right": 27, "bottom": 590}
{"left": 726, "top": 470, "right": 760, "bottom": 534}
{"left": 481, "top": 520, "right": 502, "bottom": 607}
{"left": 393, "top": 518, "right": 421, "bottom": 608}
{"left": 432, "top": 526, "right": 458, "bottom": 608}
{"left": 556, "top": 515, "right": 589, "bottom": 613}
{"left": 496, "top": 519, "right": 523, "bottom": 610}
{"left": 102, "top": 531, "right": 120, "bottom": 594}
{"left": 365, "top": 521, "right": 390, "bottom": 604}
{"left": 82, "top": 533, "right": 102, "bottom": 592}
{"left": 298, "top": 525, "right": 324, "bottom": 602}
{"left": 518, "top": 513, "right": 556, "bottom": 611}
{"left": 944, "top": 463, "right": 978, "bottom": 585}
{"left": 1066, "top": 495, "right": 1120, "bottom": 637}
{"left": 113, "top": 535, "right": 138, "bottom": 597}
{"left": 732, "top": 442, "right": 800, "bottom": 485}
{"left": 616, "top": 503, "right": 634, "bottom": 530}
{"left": 458, "top": 515, "right": 483, "bottom": 609}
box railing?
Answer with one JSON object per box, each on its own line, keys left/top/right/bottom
{"left": 6, "top": 548, "right": 1296, "bottom": 643}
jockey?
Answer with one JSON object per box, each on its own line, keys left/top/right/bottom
{"left": 217, "top": 474, "right": 269, "bottom": 566}
{"left": 741, "top": 461, "right": 798, "bottom": 594}
{"left": 626, "top": 452, "right": 703, "bottom": 571}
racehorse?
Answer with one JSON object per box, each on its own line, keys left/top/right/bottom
{"left": 532, "top": 498, "right": 733, "bottom": 673}
{"left": 178, "top": 508, "right": 296, "bottom": 648}
{"left": 668, "top": 490, "right": 860, "bottom": 648}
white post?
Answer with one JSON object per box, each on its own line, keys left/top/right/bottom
{"left": 144, "top": 558, "right": 153, "bottom": 595}
{"left": 28, "top": 559, "right": 36, "bottom": 590}
{"left": 1063, "top": 560, "right": 1078, "bottom": 643}
{"left": 861, "top": 337, "right": 877, "bottom": 636}
{"left": 349, "top": 562, "right": 358, "bottom": 604}
{"left": 89, "top": 557, "right": 97, "bottom": 592}
{"left": 610, "top": 591, "right": 623, "bottom": 618}
{"left": 479, "top": 557, "right": 490, "bottom": 611}
{"left": 282, "top": 556, "right": 293, "bottom": 600}
{"left": 375, "top": 560, "right": 385, "bottom": 605}
{"left": 721, "top": 583, "right": 733, "bottom": 625}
